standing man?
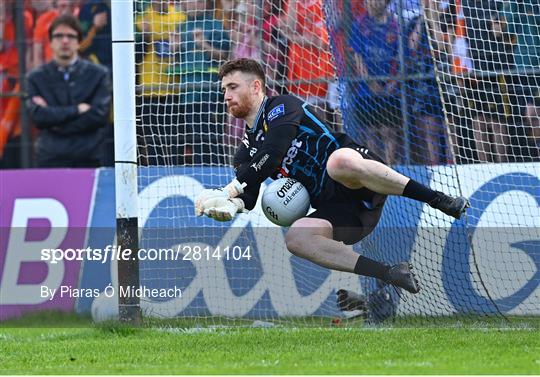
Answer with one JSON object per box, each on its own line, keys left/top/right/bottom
{"left": 26, "top": 14, "right": 111, "bottom": 167}
{"left": 196, "top": 58, "right": 470, "bottom": 294}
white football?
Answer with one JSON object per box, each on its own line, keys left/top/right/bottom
{"left": 91, "top": 292, "right": 119, "bottom": 322}
{"left": 262, "top": 178, "right": 310, "bottom": 227}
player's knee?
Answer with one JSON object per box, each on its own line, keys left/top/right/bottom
{"left": 327, "top": 149, "right": 367, "bottom": 182}
{"left": 285, "top": 230, "right": 307, "bottom": 257}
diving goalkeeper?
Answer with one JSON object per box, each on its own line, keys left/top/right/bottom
{"left": 195, "top": 58, "right": 469, "bottom": 294}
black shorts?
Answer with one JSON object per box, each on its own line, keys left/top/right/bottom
{"left": 309, "top": 138, "right": 387, "bottom": 245}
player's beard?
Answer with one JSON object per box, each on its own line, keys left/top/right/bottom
{"left": 228, "top": 93, "right": 253, "bottom": 119}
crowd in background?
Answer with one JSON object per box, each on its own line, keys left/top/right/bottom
{"left": 0, "top": 0, "right": 538, "bottom": 168}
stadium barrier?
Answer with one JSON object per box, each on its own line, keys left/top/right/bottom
{"left": 0, "top": 163, "right": 538, "bottom": 320}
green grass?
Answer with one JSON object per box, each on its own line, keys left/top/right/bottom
{"left": 0, "top": 313, "right": 539, "bottom": 374}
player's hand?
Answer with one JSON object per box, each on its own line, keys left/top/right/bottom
{"left": 203, "top": 197, "right": 245, "bottom": 222}
{"left": 194, "top": 189, "right": 228, "bottom": 216}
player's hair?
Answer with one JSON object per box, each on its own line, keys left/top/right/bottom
{"left": 48, "top": 14, "right": 83, "bottom": 42}
{"left": 219, "top": 58, "right": 266, "bottom": 89}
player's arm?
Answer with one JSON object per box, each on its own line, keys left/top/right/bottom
{"left": 235, "top": 124, "right": 297, "bottom": 207}
{"left": 196, "top": 97, "right": 301, "bottom": 220}
{"left": 194, "top": 133, "right": 251, "bottom": 220}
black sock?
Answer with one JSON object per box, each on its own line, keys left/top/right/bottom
{"left": 402, "top": 179, "right": 438, "bottom": 203}
{"left": 354, "top": 256, "right": 390, "bottom": 280}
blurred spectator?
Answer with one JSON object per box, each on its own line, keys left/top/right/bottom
{"left": 388, "top": 0, "right": 420, "bottom": 21}
{"left": 407, "top": 12, "right": 448, "bottom": 165}
{"left": 223, "top": 0, "right": 261, "bottom": 145}
{"left": 78, "top": 0, "right": 112, "bottom": 70}
{"left": 431, "top": 0, "right": 477, "bottom": 164}
{"left": 285, "top": 0, "right": 334, "bottom": 121}
{"left": 262, "top": 0, "right": 288, "bottom": 96}
{"left": 522, "top": 97, "right": 540, "bottom": 161}
{"left": 0, "top": 0, "right": 34, "bottom": 168}
{"left": 33, "top": 0, "right": 77, "bottom": 69}
{"left": 501, "top": 1, "right": 540, "bottom": 162}
{"left": 136, "top": 0, "right": 185, "bottom": 96}
{"left": 31, "top": 0, "right": 54, "bottom": 17}
{"left": 229, "top": 1, "right": 260, "bottom": 61}
{"left": 349, "top": 0, "right": 401, "bottom": 164}
{"left": 134, "top": 0, "right": 186, "bottom": 165}
{"left": 501, "top": 0, "right": 540, "bottom": 99}
{"left": 463, "top": 0, "right": 512, "bottom": 163}
{"left": 169, "top": 0, "right": 230, "bottom": 165}
{"left": 26, "top": 15, "right": 111, "bottom": 167}
{"left": 215, "top": 0, "right": 235, "bottom": 30}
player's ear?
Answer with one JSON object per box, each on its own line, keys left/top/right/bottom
{"left": 252, "top": 78, "right": 262, "bottom": 94}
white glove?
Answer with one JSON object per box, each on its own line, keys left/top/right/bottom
{"left": 224, "top": 178, "right": 246, "bottom": 197}
{"left": 195, "top": 179, "right": 246, "bottom": 216}
{"left": 194, "top": 189, "right": 228, "bottom": 216}
{"left": 203, "top": 197, "right": 245, "bottom": 222}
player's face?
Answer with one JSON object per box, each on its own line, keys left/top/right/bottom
{"left": 221, "top": 71, "right": 258, "bottom": 119}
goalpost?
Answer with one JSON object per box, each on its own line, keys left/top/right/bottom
{"left": 112, "top": 0, "right": 539, "bottom": 324}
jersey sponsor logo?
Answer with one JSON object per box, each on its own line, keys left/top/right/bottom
{"left": 277, "top": 139, "right": 302, "bottom": 178}
{"left": 277, "top": 178, "right": 297, "bottom": 198}
{"left": 268, "top": 104, "right": 285, "bottom": 121}
{"left": 251, "top": 153, "right": 269, "bottom": 172}
{"left": 249, "top": 147, "right": 258, "bottom": 157}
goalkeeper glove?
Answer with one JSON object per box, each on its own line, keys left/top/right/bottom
{"left": 195, "top": 188, "right": 228, "bottom": 216}
{"left": 224, "top": 178, "right": 245, "bottom": 197}
{"left": 203, "top": 197, "right": 246, "bottom": 222}
{"left": 194, "top": 178, "right": 246, "bottom": 216}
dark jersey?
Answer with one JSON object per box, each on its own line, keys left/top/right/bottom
{"left": 234, "top": 95, "right": 344, "bottom": 210}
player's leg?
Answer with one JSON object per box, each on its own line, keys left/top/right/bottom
{"left": 284, "top": 210, "right": 420, "bottom": 293}
{"left": 326, "top": 147, "right": 469, "bottom": 219}
{"left": 284, "top": 217, "right": 359, "bottom": 272}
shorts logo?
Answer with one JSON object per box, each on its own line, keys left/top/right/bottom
{"left": 268, "top": 104, "right": 285, "bottom": 121}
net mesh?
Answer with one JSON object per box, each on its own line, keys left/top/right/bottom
{"left": 131, "top": 0, "right": 539, "bottom": 325}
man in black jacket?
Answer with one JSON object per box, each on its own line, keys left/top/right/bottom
{"left": 26, "top": 14, "right": 111, "bottom": 167}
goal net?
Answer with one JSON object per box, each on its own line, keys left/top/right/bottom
{"left": 128, "top": 0, "right": 539, "bottom": 325}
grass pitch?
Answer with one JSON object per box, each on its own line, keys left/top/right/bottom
{"left": 0, "top": 313, "right": 538, "bottom": 374}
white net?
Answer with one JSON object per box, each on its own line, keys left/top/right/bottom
{"left": 130, "top": 0, "right": 539, "bottom": 325}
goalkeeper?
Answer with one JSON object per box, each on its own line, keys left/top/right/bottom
{"left": 195, "top": 58, "right": 469, "bottom": 294}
